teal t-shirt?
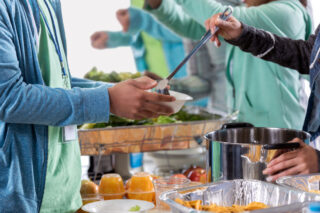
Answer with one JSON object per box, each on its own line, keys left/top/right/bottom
{"left": 37, "top": 0, "right": 82, "bottom": 212}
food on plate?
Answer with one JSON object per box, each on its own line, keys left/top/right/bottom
{"left": 80, "top": 179, "right": 99, "bottom": 197}
{"left": 126, "top": 172, "right": 155, "bottom": 203}
{"left": 129, "top": 205, "right": 141, "bottom": 211}
{"left": 175, "top": 199, "right": 268, "bottom": 212}
{"left": 99, "top": 174, "right": 125, "bottom": 200}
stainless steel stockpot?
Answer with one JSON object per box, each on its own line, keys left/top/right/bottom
{"left": 205, "top": 123, "right": 311, "bottom": 181}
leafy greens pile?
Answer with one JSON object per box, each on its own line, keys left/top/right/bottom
{"left": 81, "top": 68, "right": 220, "bottom": 129}
{"left": 80, "top": 107, "right": 219, "bottom": 129}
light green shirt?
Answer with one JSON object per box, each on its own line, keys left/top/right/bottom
{"left": 37, "top": 0, "right": 82, "bottom": 212}
{"left": 146, "top": 0, "right": 312, "bottom": 129}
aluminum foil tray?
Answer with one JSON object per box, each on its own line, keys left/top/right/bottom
{"left": 277, "top": 173, "right": 320, "bottom": 195}
{"left": 160, "top": 179, "right": 320, "bottom": 213}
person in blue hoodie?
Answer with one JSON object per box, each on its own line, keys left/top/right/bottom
{"left": 91, "top": 6, "right": 214, "bottom": 109}
{"left": 0, "top": 0, "right": 175, "bottom": 212}
{"left": 91, "top": 7, "right": 187, "bottom": 80}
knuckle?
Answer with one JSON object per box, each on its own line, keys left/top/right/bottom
{"left": 131, "top": 109, "right": 138, "bottom": 115}
{"left": 301, "top": 163, "right": 307, "bottom": 169}
{"left": 278, "top": 162, "right": 286, "bottom": 169}
{"left": 282, "top": 171, "right": 289, "bottom": 177}
{"left": 127, "top": 79, "right": 134, "bottom": 84}
{"left": 135, "top": 92, "right": 143, "bottom": 100}
{"left": 136, "top": 101, "right": 143, "bottom": 108}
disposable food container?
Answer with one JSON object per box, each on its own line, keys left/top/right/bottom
{"left": 277, "top": 173, "right": 320, "bottom": 195}
{"left": 160, "top": 90, "right": 193, "bottom": 113}
{"left": 160, "top": 179, "right": 320, "bottom": 213}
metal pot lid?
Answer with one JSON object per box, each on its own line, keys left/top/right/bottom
{"left": 205, "top": 127, "right": 311, "bottom": 145}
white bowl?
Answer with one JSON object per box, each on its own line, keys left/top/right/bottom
{"left": 160, "top": 90, "right": 193, "bottom": 113}
{"left": 81, "top": 199, "right": 155, "bottom": 213}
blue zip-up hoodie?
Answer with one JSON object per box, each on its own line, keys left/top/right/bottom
{"left": 0, "top": 0, "right": 112, "bottom": 211}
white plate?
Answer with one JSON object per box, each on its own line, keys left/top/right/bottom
{"left": 81, "top": 199, "right": 155, "bottom": 213}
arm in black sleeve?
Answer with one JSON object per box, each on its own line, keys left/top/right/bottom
{"left": 227, "top": 24, "right": 319, "bottom": 75}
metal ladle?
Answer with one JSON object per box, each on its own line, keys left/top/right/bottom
{"left": 155, "top": 6, "right": 234, "bottom": 95}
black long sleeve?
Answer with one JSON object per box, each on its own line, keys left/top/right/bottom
{"left": 227, "top": 24, "right": 319, "bottom": 75}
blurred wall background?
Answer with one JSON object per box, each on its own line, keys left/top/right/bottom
{"left": 61, "top": 0, "right": 320, "bottom": 78}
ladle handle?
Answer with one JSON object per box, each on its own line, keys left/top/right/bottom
{"left": 221, "top": 122, "right": 254, "bottom": 129}
{"left": 263, "top": 142, "right": 300, "bottom": 150}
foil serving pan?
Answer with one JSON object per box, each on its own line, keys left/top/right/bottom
{"left": 277, "top": 173, "right": 320, "bottom": 195}
{"left": 160, "top": 179, "right": 320, "bottom": 213}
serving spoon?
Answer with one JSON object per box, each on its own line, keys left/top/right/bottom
{"left": 155, "top": 6, "right": 234, "bottom": 95}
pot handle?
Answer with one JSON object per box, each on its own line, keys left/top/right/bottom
{"left": 263, "top": 142, "right": 300, "bottom": 150}
{"left": 221, "top": 122, "right": 254, "bottom": 129}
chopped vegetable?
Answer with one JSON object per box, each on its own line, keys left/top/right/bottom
{"left": 129, "top": 205, "right": 141, "bottom": 211}
{"left": 84, "top": 67, "right": 141, "bottom": 83}
{"left": 80, "top": 69, "right": 221, "bottom": 129}
{"left": 79, "top": 107, "right": 219, "bottom": 129}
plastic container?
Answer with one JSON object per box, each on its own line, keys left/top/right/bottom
{"left": 99, "top": 174, "right": 125, "bottom": 200}
{"left": 277, "top": 173, "right": 320, "bottom": 195}
{"left": 153, "top": 177, "right": 191, "bottom": 210}
{"left": 126, "top": 172, "right": 155, "bottom": 203}
{"left": 159, "top": 90, "right": 193, "bottom": 113}
{"left": 160, "top": 179, "right": 320, "bottom": 213}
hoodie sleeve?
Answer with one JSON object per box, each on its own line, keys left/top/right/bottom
{"left": 106, "top": 31, "right": 136, "bottom": 48}
{"left": 71, "top": 77, "right": 114, "bottom": 89}
{"left": 226, "top": 24, "right": 318, "bottom": 75}
{"left": 174, "top": 0, "right": 310, "bottom": 36}
{"left": 0, "top": 13, "right": 111, "bottom": 126}
{"left": 152, "top": 0, "right": 311, "bottom": 40}
{"left": 128, "top": 7, "right": 182, "bottom": 42}
{"left": 144, "top": 0, "right": 206, "bottom": 40}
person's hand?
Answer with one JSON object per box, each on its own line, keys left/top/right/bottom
{"left": 263, "top": 138, "right": 319, "bottom": 182}
{"left": 116, "top": 9, "right": 130, "bottom": 32}
{"left": 108, "top": 77, "right": 175, "bottom": 120}
{"left": 205, "top": 13, "right": 242, "bottom": 47}
{"left": 146, "top": 0, "right": 162, "bottom": 9}
{"left": 91, "top": 31, "right": 108, "bottom": 49}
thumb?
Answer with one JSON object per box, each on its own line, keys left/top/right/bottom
{"left": 290, "top": 138, "right": 305, "bottom": 147}
{"left": 91, "top": 32, "right": 100, "bottom": 41}
{"left": 130, "top": 76, "right": 157, "bottom": 90}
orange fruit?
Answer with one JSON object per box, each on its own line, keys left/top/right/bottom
{"left": 80, "top": 180, "right": 99, "bottom": 197}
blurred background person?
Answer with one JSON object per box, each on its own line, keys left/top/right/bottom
{"left": 90, "top": 5, "right": 187, "bottom": 83}
{"left": 144, "top": 0, "right": 312, "bottom": 130}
